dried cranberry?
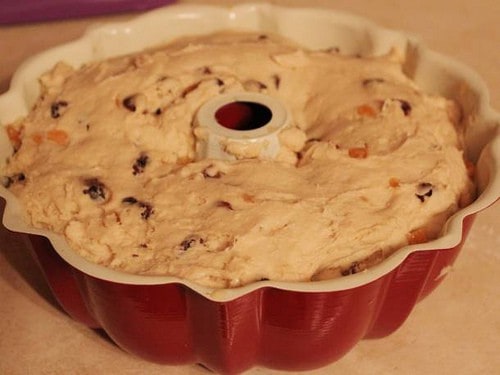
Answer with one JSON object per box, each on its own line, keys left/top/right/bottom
{"left": 122, "top": 95, "right": 137, "bottom": 112}
{"left": 341, "top": 262, "right": 362, "bottom": 276}
{"left": 83, "top": 178, "right": 107, "bottom": 201}
{"left": 180, "top": 235, "right": 204, "bottom": 251}
{"left": 139, "top": 202, "right": 153, "bottom": 220}
{"left": 215, "top": 200, "right": 234, "bottom": 210}
{"left": 395, "top": 99, "right": 412, "bottom": 116}
{"left": 415, "top": 182, "right": 433, "bottom": 202}
{"left": 133, "top": 154, "right": 149, "bottom": 175}
{"left": 50, "top": 101, "right": 68, "bottom": 118}
{"left": 1, "top": 173, "right": 23, "bottom": 188}
{"left": 122, "top": 196, "right": 138, "bottom": 204}
{"left": 271, "top": 74, "right": 281, "bottom": 89}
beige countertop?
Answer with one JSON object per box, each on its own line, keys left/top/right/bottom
{"left": 0, "top": 1, "right": 498, "bottom": 374}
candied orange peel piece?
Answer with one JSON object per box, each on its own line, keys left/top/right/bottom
{"left": 242, "top": 193, "right": 255, "bottom": 203}
{"left": 356, "top": 104, "right": 378, "bottom": 117}
{"left": 31, "top": 132, "right": 44, "bottom": 145}
{"left": 348, "top": 146, "right": 368, "bottom": 159}
{"left": 406, "top": 227, "right": 428, "bottom": 245}
{"left": 389, "top": 177, "right": 400, "bottom": 188}
{"left": 6, "top": 125, "right": 23, "bottom": 149}
{"left": 47, "top": 129, "right": 69, "bottom": 145}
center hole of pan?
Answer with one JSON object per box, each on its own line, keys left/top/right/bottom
{"left": 215, "top": 101, "right": 273, "bottom": 131}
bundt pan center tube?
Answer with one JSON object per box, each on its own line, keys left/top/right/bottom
{"left": 0, "top": 3, "right": 499, "bottom": 374}
{"left": 195, "top": 92, "right": 289, "bottom": 160}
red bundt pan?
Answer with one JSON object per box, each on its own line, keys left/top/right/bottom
{"left": 27, "top": 216, "right": 475, "bottom": 374}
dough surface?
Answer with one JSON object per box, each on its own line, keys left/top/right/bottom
{"left": 2, "top": 32, "right": 475, "bottom": 288}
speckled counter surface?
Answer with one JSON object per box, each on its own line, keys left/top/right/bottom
{"left": 0, "top": 1, "right": 498, "bottom": 374}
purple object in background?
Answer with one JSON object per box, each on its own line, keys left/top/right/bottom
{"left": 0, "top": 0, "right": 176, "bottom": 24}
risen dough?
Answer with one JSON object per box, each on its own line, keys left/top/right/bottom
{"left": 2, "top": 32, "right": 474, "bottom": 288}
